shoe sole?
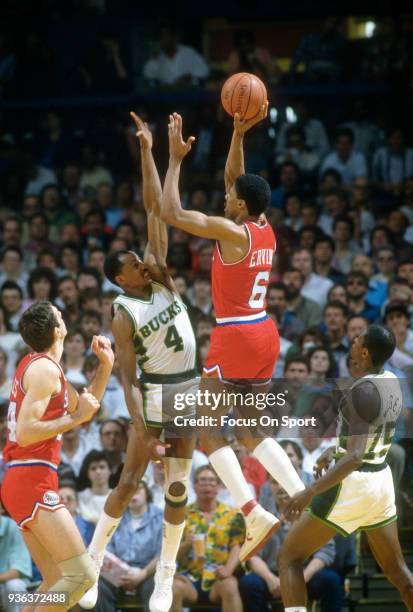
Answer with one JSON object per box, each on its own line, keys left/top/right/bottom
{"left": 239, "top": 520, "right": 281, "bottom": 563}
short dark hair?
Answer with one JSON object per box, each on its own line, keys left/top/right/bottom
{"left": 235, "top": 173, "right": 271, "bottom": 216}
{"left": 336, "top": 127, "right": 354, "bottom": 143}
{"left": 361, "top": 325, "right": 396, "bottom": 367}
{"left": 79, "top": 309, "right": 102, "bottom": 325}
{"left": 284, "top": 355, "right": 309, "bottom": 373}
{"left": 346, "top": 270, "right": 369, "bottom": 287}
{"left": 27, "top": 267, "right": 57, "bottom": 300}
{"left": 333, "top": 215, "right": 354, "bottom": 235}
{"left": 0, "top": 245, "right": 23, "bottom": 262}
{"left": 77, "top": 450, "right": 110, "bottom": 491}
{"left": 193, "top": 464, "right": 218, "bottom": 484}
{"left": 104, "top": 250, "right": 129, "bottom": 286}
{"left": 1, "top": 280, "right": 23, "bottom": 299}
{"left": 267, "top": 281, "right": 287, "bottom": 295}
{"left": 78, "top": 266, "right": 102, "bottom": 289}
{"left": 19, "top": 301, "right": 59, "bottom": 352}
{"left": 324, "top": 300, "right": 349, "bottom": 318}
{"left": 313, "top": 236, "right": 335, "bottom": 252}
{"left": 279, "top": 439, "right": 303, "bottom": 462}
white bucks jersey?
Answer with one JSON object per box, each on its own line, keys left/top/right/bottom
{"left": 113, "top": 282, "right": 196, "bottom": 375}
{"left": 336, "top": 370, "right": 402, "bottom": 464}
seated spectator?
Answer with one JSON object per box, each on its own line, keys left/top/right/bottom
{"left": 194, "top": 314, "right": 215, "bottom": 339}
{"left": 368, "top": 224, "right": 396, "bottom": 255}
{"left": 289, "top": 16, "right": 346, "bottom": 84}
{"left": 25, "top": 267, "right": 57, "bottom": 308}
{"left": 282, "top": 268, "right": 322, "bottom": 328}
{"left": 59, "top": 242, "right": 82, "bottom": 278}
{"left": 143, "top": 23, "right": 209, "bottom": 86}
{"left": 345, "top": 271, "right": 380, "bottom": 323}
{"left": 79, "top": 288, "right": 102, "bottom": 314}
{"left": 83, "top": 29, "right": 128, "bottom": 94}
{"left": 351, "top": 253, "right": 387, "bottom": 309}
{"left": 384, "top": 302, "right": 413, "bottom": 370}
{"left": 373, "top": 128, "right": 413, "bottom": 196}
{"left": 372, "top": 245, "right": 397, "bottom": 287}
{"left": 39, "top": 185, "right": 76, "bottom": 242}
{"left": 317, "top": 169, "right": 343, "bottom": 204}
{"left": 196, "top": 242, "right": 214, "bottom": 275}
{"left": 293, "top": 346, "right": 336, "bottom": 418}
{"left": 240, "top": 478, "right": 342, "bottom": 612}
{"left": 385, "top": 277, "right": 413, "bottom": 322}
{"left": 77, "top": 267, "right": 102, "bottom": 293}
{"left": 189, "top": 275, "right": 212, "bottom": 316}
{"left": 361, "top": 17, "right": 408, "bottom": 81}
{"left": 0, "top": 349, "right": 12, "bottom": 404}
{"left": 1, "top": 217, "right": 22, "bottom": 249}
{"left": 283, "top": 192, "right": 303, "bottom": 233}
{"left": 0, "top": 305, "right": 25, "bottom": 378}
{"left": 267, "top": 307, "right": 293, "bottom": 378}
{"left": 79, "top": 309, "right": 103, "bottom": 343}
{"left": 0, "top": 282, "right": 24, "bottom": 332}
{"left": 167, "top": 243, "right": 192, "bottom": 275}
{"left": 327, "top": 283, "right": 347, "bottom": 305}
{"left": 313, "top": 236, "right": 344, "bottom": 284}
{"left": 338, "top": 315, "right": 368, "bottom": 376}
{"left": 227, "top": 29, "right": 281, "bottom": 83}
{"left": 299, "top": 418, "right": 335, "bottom": 477}
{"left": 231, "top": 438, "right": 267, "bottom": 498}
{"left": 276, "top": 126, "right": 320, "bottom": 180}
{"left": 297, "top": 225, "right": 324, "bottom": 251}
{"left": 0, "top": 510, "right": 32, "bottom": 612}
{"left": 340, "top": 99, "right": 386, "bottom": 162}
{"left": 280, "top": 357, "right": 310, "bottom": 421}
{"left": 270, "top": 161, "right": 302, "bottom": 209}
{"left": 320, "top": 128, "right": 368, "bottom": 185}
{"left": 77, "top": 450, "right": 112, "bottom": 524}
{"left": 291, "top": 248, "right": 333, "bottom": 307}
{"left": 95, "top": 482, "right": 162, "bottom": 612}
{"left": 98, "top": 419, "right": 128, "bottom": 487}
{"left": 266, "top": 282, "right": 304, "bottom": 342}
{"left": 0, "top": 247, "right": 28, "bottom": 296}
{"left": 398, "top": 259, "right": 413, "bottom": 288}
{"left": 59, "top": 484, "right": 94, "bottom": 546}
{"left": 300, "top": 202, "right": 319, "bottom": 228}
{"left": 196, "top": 334, "right": 210, "bottom": 375}
{"left": 84, "top": 353, "right": 128, "bottom": 420}
{"left": 323, "top": 301, "right": 349, "bottom": 364}
{"left": 63, "top": 328, "right": 87, "bottom": 386}
{"left": 61, "top": 426, "right": 97, "bottom": 478}
{"left": 332, "top": 216, "right": 361, "bottom": 274}
{"left": 172, "top": 465, "right": 244, "bottom": 612}
{"left": 276, "top": 100, "right": 329, "bottom": 158}
{"left": 56, "top": 276, "right": 79, "bottom": 325}
{"left": 79, "top": 145, "right": 114, "bottom": 192}
{"left": 61, "top": 163, "right": 82, "bottom": 209}
{"left": 400, "top": 176, "right": 413, "bottom": 224}
{"left": 23, "top": 154, "right": 57, "bottom": 196}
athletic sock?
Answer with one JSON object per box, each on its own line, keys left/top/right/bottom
{"left": 89, "top": 511, "right": 121, "bottom": 558}
{"left": 209, "top": 445, "right": 255, "bottom": 511}
{"left": 253, "top": 438, "right": 305, "bottom": 496}
{"left": 160, "top": 521, "right": 185, "bottom": 564}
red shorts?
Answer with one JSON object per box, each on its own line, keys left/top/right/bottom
{"left": 203, "top": 316, "right": 280, "bottom": 380}
{"left": 1, "top": 463, "right": 64, "bottom": 530}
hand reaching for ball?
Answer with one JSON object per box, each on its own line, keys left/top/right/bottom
{"left": 234, "top": 101, "right": 269, "bottom": 136}
{"left": 168, "top": 113, "right": 196, "bottom": 162}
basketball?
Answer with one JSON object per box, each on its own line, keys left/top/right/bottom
{"left": 221, "top": 72, "right": 267, "bottom": 120}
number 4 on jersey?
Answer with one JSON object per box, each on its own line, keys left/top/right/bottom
{"left": 164, "top": 324, "right": 184, "bottom": 352}
{"left": 248, "top": 271, "right": 270, "bottom": 309}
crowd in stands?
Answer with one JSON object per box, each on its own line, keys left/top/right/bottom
{"left": 0, "top": 12, "right": 413, "bottom": 612}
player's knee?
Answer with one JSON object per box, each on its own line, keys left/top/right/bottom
{"left": 164, "top": 458, "right": 192, "bottom": 510}
{"left": 53, "top": 552, "right": 97, "bottom": 608}
{"left": 278, "top": 546, "right": 303, "bottom": 571}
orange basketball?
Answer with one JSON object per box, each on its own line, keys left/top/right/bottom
{"left": 221, "top": 73, "right": 267, "bottom": 120}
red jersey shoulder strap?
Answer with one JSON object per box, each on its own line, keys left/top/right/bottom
{"left": 18, "top": 353, "right": 65, "bottom": 395}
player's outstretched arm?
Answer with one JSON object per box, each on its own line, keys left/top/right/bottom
{"left": 130, "top": 112, "right": 168, "bottom": 267}
{"left": 16, "top": 359, "right": 100, "bottom": 446}
{"left": 161, "top": 112, "right": 246, "bottom": 244}
{"left": 224, "top": 102, "right": 268, "bottom": 193}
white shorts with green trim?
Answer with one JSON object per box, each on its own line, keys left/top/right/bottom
{"left": 309, "top": 464, "right": 397, "bottom": 536}
{"left": 141, "top": 370, "right": 199, "bottom": 429}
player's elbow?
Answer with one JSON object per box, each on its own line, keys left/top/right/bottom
{"left": 15, "top": 426, "right": 31, "bottom": 447}
{"left": 348, "top": 450, "right": 364, "bottom": 468}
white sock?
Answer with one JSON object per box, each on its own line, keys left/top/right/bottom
{"left": 209, "top": 446, "right": 254, "bottom": 509}
{"left": 89, "top": 511, "right": 121, "bottom": 558}
{"left": 160, "top": 521, "right": 185, "bottom": 564}
{"left": 285, "top": 607, "right": 307, "bottom": 611}
{"left": 253, "top": 438, "right": 305, "bottom": 496}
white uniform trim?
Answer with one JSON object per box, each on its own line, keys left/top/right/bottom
{"left": 19, "top": 502, "right": 66, "bottom": 529}
{"left": 8, "top": 459, "right": 59, "bottom": 469}
{"left": 216, "top": 310, "right": 267, "bottom": 324}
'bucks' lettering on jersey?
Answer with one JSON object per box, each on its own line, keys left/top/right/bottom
{"left": 336, "top": 370, "right": 402, "bottom": 465}
{"left": 113, "top": 281, "right": 196, "bottom": 375}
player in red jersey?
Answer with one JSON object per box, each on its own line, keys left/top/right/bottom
{"left": 1, "top": 301, "right": 114, "bottom": 610}
{"left": 161, "top": 110, "right": 305, "bottom": 565}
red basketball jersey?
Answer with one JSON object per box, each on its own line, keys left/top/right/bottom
{"left": 212, "top": 219, "right": 276, "bottom": 321}
{"left": 3, "top": 353, "right": 68, "bottom": 466}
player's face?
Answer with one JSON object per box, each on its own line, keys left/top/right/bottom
{"left": 117, "top": 252, "right": 151, "bottom": 289}
{"left": 224, "top": 185, "right": 241, "bottom": 220}
{"left": 52, "top": 305, "right": 67, "bottom": 340}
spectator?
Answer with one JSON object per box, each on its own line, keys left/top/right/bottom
{"left": 0, "top": 349, "right": 12, "bottom": 404}
{"left": 189, "top": 275, "right": 212, "bottom": 316}
{"left": 283, "top": 192, "right": 303, "bottom": 232}
{"left": 291, "top": 248, "right": 333, "bottom": 306}
{"left": 79, "top": 310, "right": 103, "bottom": 342}
{"left": 276, "top": 126, "right": 320, "bottom": 179}
{"left": 227, "top": 30, "right": 281, "bottom": 83}
{"left": 266, "top": 282, "right": 304, "bottom": 342}
{"left": 84, "top": 353, "right": 128, "bottom": 420}
{"left": 56, "top": 276, "right": 79, "bottom": 325}
{"left": 77, "top": 267, "right": 102, "bottom": 292}
{"left": 79, "top": 145, "right": 114, "bottom": 192}
{"left": 171, "top": 465, "right": 244, "bottom": 612}
{"left": 323, "top": 301, "right": 349, "bottom": 363}
{"left": 0, "top": 512, "right": 32, "bottom": 612}
{"left": 333, "top": 216, "right": 361, "bottom": 274}
{"left": 351, "top": 253, "right": 386, "bottom": 308}
{"left": 196, "top": 334, "right": 210, "bottom": 375}
{"left": 63, "top": 328, "right": 88, "bottom": 386}
{"left": 345, "top": 271, "right": 380, "bottom": 323}
{"left": 230, "top": 438, "right": 267, "bottom": 498}
{"left": 194, "top": 314, "right": 215, "bottom": 339}
{"left": 289, "top": 16, "right": 346, "bottom": 83}
{"left": 61, "top": 427, "right": 97, "bottom": 478}
{"left": 0, "top": 247, "right": 28, "bottom": 295}
{"left": 318, "top": 189, "right": 348, "bottom": 237}
{"left": 23, "top": 154, "right": 57, "bottom": 196}
{"left": 0, "top": 305, "right": 25, "bottom": 378}
{"left": 400, "top": 176, "right": 413, "bottom": 224}
{"left": 59, "top": 242, "right": 82, "bottom": 278}
{"left": 82, "top": 209, "right": 112, "bottom": 254}
{"left": 0, "top": 282, "right": 24, "bottom": 332}
{"left": 320, "top": 128, "right": 368, "bottom": 185}
{"left": 313, "top": 236, "right": 345, "bottom": 284}
{"left": 338, "top": 315, "right": 368, "bottom": 376}
{"left": 373, "top": 128, "right": 413, "bottom": 195}
{"left": 361, "top": 17, "right": 408, "bottom": 81}
{"left": 282, "top": 268, "right": 323, "bottom": 328}
{"left": 95, "top": 482, "right": 162, "bottom": 612}
{"left": 1, "top": 217, "right": 22, "bottom": 248}
{"left": 327, "top": 283, "right": 347, "bottom": 305}
{"left": 270, "top": 161, "right": 301, "bottom": 209}
{"left": 372, "top": 245, "right": 397, "bottom": 285}
{"left": 25, "top": 267, "right": 57, "bottom": 307}
{"left": 276, "top": 100, "right": 329, "bottom": 158}
{"left": 341, "top": 99, "right": 386, "bottom": 161}
{"left": 77, "top": 450, "right": 112, "bottom": 524}
{"left": 59, "top": 485, "right": 95, "bottom": 546}
{"left": 143, "top": 23, "right": 209, "bottom": 86}
{"left": 384, "top": 302, "right": 413, "bottom": 370}
{"left": 79, "top": 288, "right": 102, "bottom": 313}
{"left": 61, "top": 164, "right": 82, "bottom": 208}
{"left": 83, "top": 30, "right": 129, "bottom": 94}
{"left": 40, "top": 185, "right": 76, "bottom": 242}
{"left": 196, "top": 242, "right": 213, "bottom": 275}
{"left": 23, "top": 213, "right": 56, "bottom": 268}
{"left": 99, "top": 419, "right": 127, "bottom": 487}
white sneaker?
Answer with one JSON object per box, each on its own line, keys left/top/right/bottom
{"left": 239, "top": 505, "right": 280, "bottom": 563}
{"left": 149, "top": 560, "right": 176, "bottom": 612}
{"left": 78, "top": 551, "right": 104, "bottom": 609}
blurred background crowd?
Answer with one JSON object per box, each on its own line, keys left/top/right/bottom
{"left": 0, "top": 4, "right": 413, "bottom": 611}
